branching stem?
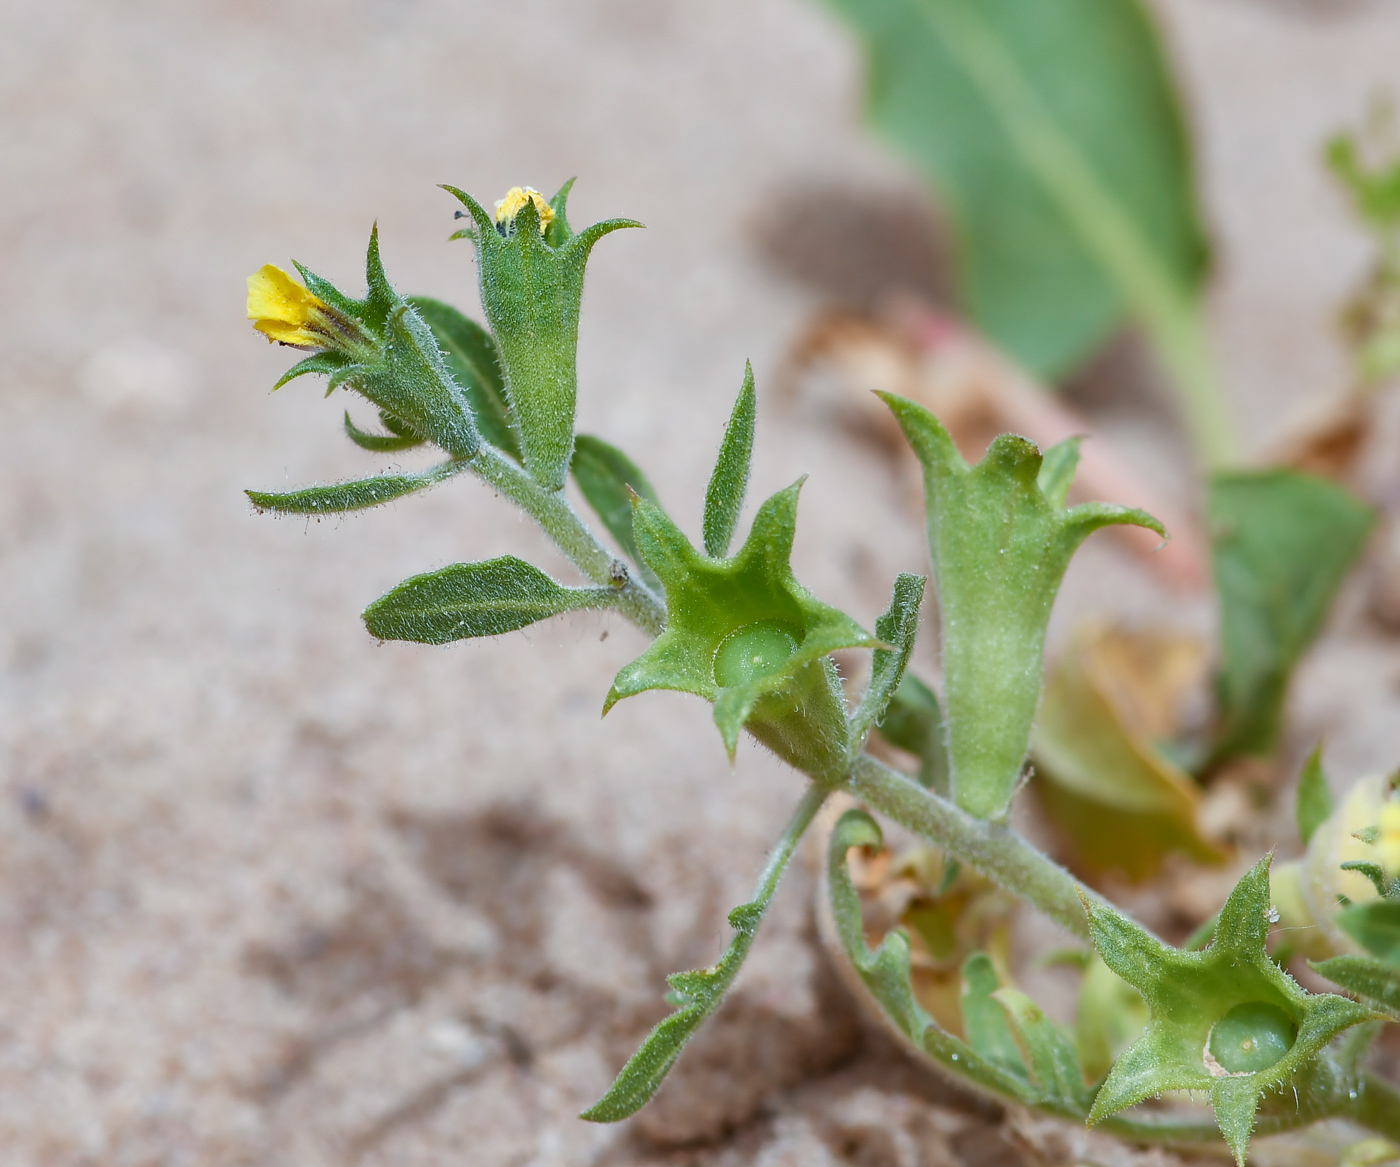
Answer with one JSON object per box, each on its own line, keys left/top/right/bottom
{"left": 468, "top": 444, "right": 667, "bottom": 636}
{"left": 844, "top": 753, "right": 1108, "bottom": 941}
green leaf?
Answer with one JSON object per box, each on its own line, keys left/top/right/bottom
{"left": 343, "top": 410, "right": 425, "bottom": 452}
{"left": 273, "top": 351, "right": 350, "bottom": 391}
{"left": 1032, "top": 629, "right": 1225, "bottom": 882}
{"left": 875, "top": 673, "right": 949, "bottom": 795}
{"left": 607, "top": 481, "right": 875, "bottom": 778}
{"left": 851, "top": 572, "right": 927, "bottom": 749}
{"left": 817, "top": 0, "right": 1208, "bottom": 380}
{"left": 570, "top": 434, "right": 660, "bottom": 584}
{"left": 1208, "top": 470, "right": 1374, "bottom": 762}
{"left": 1313, "top": 955, "right": 1400, "bottom": 1020}
{"left": 960, "top": 953, "right": 1027, "bottom": 1081}
{"left": 1297, "top": 746, "right": 1334, "bottom": 848}
{"left": 993, "top": 985, "right": 1092, "bottom": 1111}
{"left": 702, "top": 362, "right": 758, "bottom": 558}
{"left": 246, "top": 460, "right": 464, "bottom": 515}
{"left": 1327, "top": 132, "right": 1400, "bottom": 231}
{"left": 884, "top": 395, "right": 1163, "bottom": 819}
{"left": 582, "top": 785, "right": 825, "bottom": 1122}
{"left": 444, "top": 184, "right": 641, "bottom": 491}
{"left": 408, "top": 296, "right": 520, "bottom": 460}
{"left": 362, "top": 555, "right": 620, "bottom": 645}
{"left": 1337, "top": 901, "right": 1400, "bottom": 965}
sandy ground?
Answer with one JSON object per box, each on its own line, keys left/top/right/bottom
{"left": 3, "top": 0, "right": 1400, "bottom": 1164}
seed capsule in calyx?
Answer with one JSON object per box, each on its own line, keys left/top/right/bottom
{"left": 713, "top": 621, "right": 800, "bottom": 687}
{"left": 1207, "top": 1002, "right": 1297, "bottom": 1075}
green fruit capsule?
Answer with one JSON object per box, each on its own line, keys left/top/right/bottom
{"left": 1207, "top": 1002, "right": 1297, "bottom": 1074}
{"left": 713, "top": 621, "right": 799, "bottom": 687}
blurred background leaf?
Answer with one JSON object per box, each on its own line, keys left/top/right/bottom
{"left": 815, "top": 0, "right": 1217, "bottom": 447}
{"left": 1207, "top": 471, "right": 1374, "bottom": 764}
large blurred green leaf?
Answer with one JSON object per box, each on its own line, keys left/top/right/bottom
{"left": 817, "top": 0, "right": 1209, "bottom": 381}
{"left": 1208, "top": 471, "right": 1373, "bottom": 763}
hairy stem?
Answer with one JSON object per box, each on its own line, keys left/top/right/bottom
{"left": 468, "top": 444, "right": 667, "bottom": 636}
{"left": 1145, "top": 301, "right": 1238, "bottom": 472}
{"left": 759, "top": 781, "right": 831, "bottom": 913}
{"left": 845, "top": 753, "right": 1116, "bottom": 941}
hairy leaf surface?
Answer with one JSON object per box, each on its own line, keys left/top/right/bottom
{"left": 363, "top": 556, "right": 619, "bottom": 644}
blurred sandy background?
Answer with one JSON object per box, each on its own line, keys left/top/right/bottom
{"left": 3, "top": 1, "right": 1400, "bottom": 1164}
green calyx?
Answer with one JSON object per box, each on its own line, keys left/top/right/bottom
{"left": 1084, "top": 854, "right": 1375, "bottom": 1165}
{"left": 883, "top": 395, "right": 1164, "bottom": 820}
{"left": 444, "top": 180, "right": 642, "bottom": 492}
{"left": 274, "top": 227, "right": 481, "bottom": 460}
{"left": 606, "top": 480, "right": 876, "bottom": 779}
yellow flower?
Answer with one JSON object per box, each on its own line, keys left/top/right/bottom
{"left": 1379, "top": 799, "right": 1400, "bottom": 874}
{"left": 247, "top": 265, "right": 367, "bottom": 352}
{"left": 494, "top": 186, "right": 555, "bottom": 233}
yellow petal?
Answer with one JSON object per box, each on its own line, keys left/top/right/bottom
{"left": 493, "top": 186, "right": 555, "bottom": 232}
{"left": 247, "top": 265, "right": 335, "bottom": 347}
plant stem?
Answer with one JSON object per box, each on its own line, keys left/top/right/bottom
{"left": 468, "top": 444, "right": 667, "bottom": 637}
{"left": 1144, "top": 301, "right": 1238, "bottom": 472}
{"left": 844, "top": 753, "right": 1112, "bottom": 941}
{"left": 758, "top": 781, "right": 831, "bottom": 910}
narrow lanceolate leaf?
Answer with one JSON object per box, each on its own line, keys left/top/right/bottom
{"left": 1209, "top": 470, "right": 1373, "bottom": 763}
{"left": 702, "top": 362, "right": 757, "bottom": 558}
{"left": 817, "top": 0, "right": 1208, "bottom": 380}
{"left": 875, "top": 673, "right": 950, "bottom": 795}
{"left": 408, "top": 296, "right": 520, "bottom": 459}
{"left": 850, "top": 572, "right": 927, "bottom": 748}
{"left": 570, "top": 434, "right": 660, "bottom": 583}
{"left": 1313, "top": 955, "right": 1400, "bottom": 1019}
{"left": 363, "top": 556, "right": 620, "bottom": 645}
{"left": 343, "top": 410, "right": 425, "bottom": 452}
{"left": 1296, "top": 746, "right": 1333, "bottom": 848}
{"left": 993, "top": 986, "right": 1093, "bottom": 1112}
{"left": 885, "top": 395, "right": 1163, "bottom": 819}
{"left": 274, "top": 351, "right": 350, "bottom": 391}
{"left": 960, "top": 953, "right": 1028, "bottom": 1081}
{"left": 582, "top": 786, "right": 825, "bottom": 1122}
{"left": 246, "top": 461, "right": 464, "bottom": 515}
